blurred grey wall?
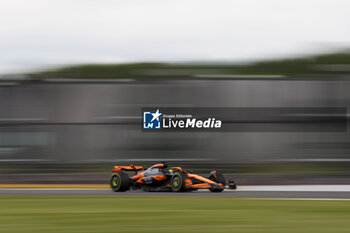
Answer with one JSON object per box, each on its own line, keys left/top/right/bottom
{"left": 0, "top": 79, "right": 349, "bottom": 163}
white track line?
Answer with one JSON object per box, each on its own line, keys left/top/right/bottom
{"left": 0, "top": 188, "right": 110, "bottom": 191}
{"left": 234, "top": 185, "right": 350, "bottom": 192}
{"left": 250, "top": 198, "right": 350, "bottom": 201}
{"left": 0, "top": 185, "right": 350, "bottom": 192}
{"left": 2, "top": 185, "right": 350, "bottom": 192}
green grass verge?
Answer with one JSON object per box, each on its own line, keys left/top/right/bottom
{"left": 1, "top": 196, "right": 350, "bottom": 233}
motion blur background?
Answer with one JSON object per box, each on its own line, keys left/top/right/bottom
{"left": 1, "top": 0, "right": 350, "bottom": 185}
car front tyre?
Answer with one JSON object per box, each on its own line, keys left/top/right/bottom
{"left": 171, "top": 172, "right": 187, "bottom": 192}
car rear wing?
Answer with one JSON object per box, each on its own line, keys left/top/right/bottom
{"left": 112, "top": 165, "right": 144, "bottom": 173}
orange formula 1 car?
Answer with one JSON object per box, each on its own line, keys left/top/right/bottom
{"left": 110, "top": 162, "right": 236, "bottom": 192}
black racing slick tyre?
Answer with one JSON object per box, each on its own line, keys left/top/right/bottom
{"left": 209, "top": 171, "right": 226, "bottom": 192}
{"left": 110, "top": 172, "right": 130, "bottom": 192}
{"left": 171, "top": 171, "right": 187, "bottom": 192}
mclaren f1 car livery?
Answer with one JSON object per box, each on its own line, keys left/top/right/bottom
{"left": 110, "top": 162, "right": 236, "bottom": 192}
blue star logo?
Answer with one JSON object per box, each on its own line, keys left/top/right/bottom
{"left": 143, "top": 109, "right": 162, "bottom": 129}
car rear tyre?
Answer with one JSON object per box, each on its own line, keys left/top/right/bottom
{"left": 171, "top": 172, "right": 187, "bottom": 192}
{"left": 209, "top": 171, "right": 225, "bottom": 192}
{"left": 110, "top": 172, "right": 130, "bottom": 192}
